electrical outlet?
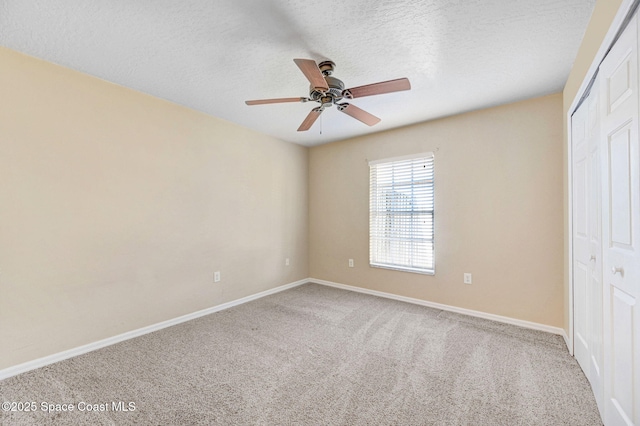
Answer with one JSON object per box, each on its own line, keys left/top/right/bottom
{"left": 349, "top": 259, "right": 354, "bottom": 268}
{"left": 214, "top": 271, "right": 221, "bottom": 283}
{"left": 464, "top": 273, "right": 472, "bottom": 284}
{"left": 285, "top": 258, "right": 290, "bottom": 266}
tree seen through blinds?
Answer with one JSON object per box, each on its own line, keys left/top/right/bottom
{"left": 369, "top": 153, "right": 434, "bottom": 274}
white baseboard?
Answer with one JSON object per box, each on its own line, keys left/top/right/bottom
{"left": 561, "top": 329, "right": 571, "bottom": 353}
{"left": 0, "top": 278, "right": 308, "bottom": 381}
{"left": 309, "top": 278, "right": 566, "bottom": 336}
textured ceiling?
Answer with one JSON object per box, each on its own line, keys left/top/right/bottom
{"left": 0, "top": 0, "right": 595, "bottom": 146}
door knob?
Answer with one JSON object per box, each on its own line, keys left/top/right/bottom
{"left": 590, "top": 255, "right": 596, "bottom": 262}
{"left": 612, "top": 266, "right": 624, "bottom": 276}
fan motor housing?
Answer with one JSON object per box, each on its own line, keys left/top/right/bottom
{"left": 310, "top": 76, "right": 344, "bottom": 106}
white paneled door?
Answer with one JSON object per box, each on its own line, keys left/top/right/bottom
{"left": 599, "top": 13, "right": 640, "bottom": 426}
{"left": 587, "top": 75, "right": 604, "bottom": 416}
{"left": 572, "top": 74, "right": 604, "bottom": 415}
{"left": 572, "top": 90, "right": 591, "bottom": 372}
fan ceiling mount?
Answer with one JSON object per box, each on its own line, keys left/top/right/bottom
{"left": 246, "top": 59, "right": 411, "bottom": 132}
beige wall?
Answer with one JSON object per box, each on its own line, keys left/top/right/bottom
{"left": 562, "top": 0, "right": 625, "bottom": 333}
{"left": 0, "top": 48, "right": 308, "bottom": 370}
{"left": 309, "top": 94, "right": 564, "bottom": 327}
{"left": 563, "top": 0, "right": 625, "bottom": 111}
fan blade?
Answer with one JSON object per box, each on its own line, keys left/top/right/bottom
{"left": 343, "top": 78, "right": 411, "bottom": 99}
{"left": 338, "top": 103, "right": 381, "bottom": 126}
{"left": 294, "top": 59, "right": 329, "bottom": 92}
{"left": 298, "top": 108, "right": 322, "bottom": 131}
{"left": 246, "top": 97, "right": 306, "bottom": 105}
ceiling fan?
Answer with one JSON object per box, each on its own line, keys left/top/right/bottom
{"left": 245, "top": 59, "right": 411, "bottom": 131}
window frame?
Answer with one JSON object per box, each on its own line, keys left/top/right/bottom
{"left": 369, "top": 152, "right": 435, "bottom": 275}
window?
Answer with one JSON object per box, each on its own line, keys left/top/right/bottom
{"left": 369, "top": 153, "right": 434, "bottom": 274}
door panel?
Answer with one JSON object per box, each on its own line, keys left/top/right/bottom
{"left": 575, "top": 158, "right": 588, "bottom": 237}
{"left": 608, "top": 125, "right": 632, "bottom": 246}
{"left": 574, "top": 262, "right": 589, "bottom": 357}
{"left": 610, "top": 286, "right": 636, "bottom": 425}
{"left": 609, "top": 53, "right": 633, "bottom": 113}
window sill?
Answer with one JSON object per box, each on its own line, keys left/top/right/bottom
{"left": 370, "top": 263, "right": 435, "bottom": 276}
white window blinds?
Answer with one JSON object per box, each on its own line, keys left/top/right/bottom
{"left": 369, "top": 153, "right": 434, "bottom": 274}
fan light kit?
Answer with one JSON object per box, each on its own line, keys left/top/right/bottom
{"left": 246, "top": 59, "right": 411, "bottom": 131}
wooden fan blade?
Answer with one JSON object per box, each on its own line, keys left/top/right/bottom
{"left": 343, "top": 78, "right": 411, "bottom": 99}
{"left": 294, "top": 59, "right": 329, "bottom": 91}
{"left": 338, "top": 103, "right": 381, "bottom": 126}
{"left": 297, "top": 108, "right": 322, "bottom": 132}
{"left": 245, "top": 97, "right": 306, "bottom": 105}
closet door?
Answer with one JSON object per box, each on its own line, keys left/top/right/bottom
{"left": 572, "top": 93, "right": 591, "bottom": 375}
{"left": 599, "top": 13, "right": 640, "bottom": 426}
{"left": 572, "top": 75, "right": 604, "bottom": 414}
{"left": 587, "top": 75, "right": 604, "bottom": 415}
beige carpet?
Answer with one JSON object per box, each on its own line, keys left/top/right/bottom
{"left": 0, "top": 283, "right": 602, "bottom": 425}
